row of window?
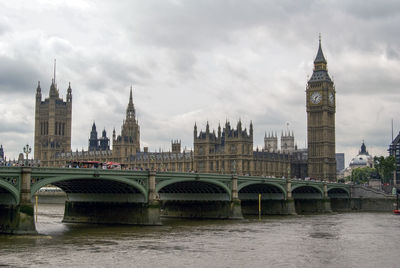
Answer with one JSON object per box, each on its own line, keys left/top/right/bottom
{"left": 40, "top": 121, "right": 66, "bottom": 136}
{"left": 197, "top": 144, "right": 253, "bottom": 155}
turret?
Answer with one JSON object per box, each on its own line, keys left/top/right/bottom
{"left": 36, "top": 81, "right": 42, "bottom": 102}
{"left": 49, "top": 79, "right": 58, "bottom": 98}
{"left": 89, "top": 122, "right": 98, "bottom": 151}
{"left": 314, "top": 35, "right": 327, "bottom": 71}
{"left": 250, "top": 121, "right": 253, "bottom": 137}
{"left": 126, "top": 86, "right": 135, "bottom": 120}
{"left": 206, "top": 121, "right": 210, "bottom": 134}
{"left": 218, "top": 123, "right": 221, "bottom": 138}
{"left": 237, "top": 120, "right": 242, "bottom": 132}
{"left": 67, "top": 82, "right": 72, "bottom": 103}
{"left": 194, "top": 122, "right": 197, "bottom": 139}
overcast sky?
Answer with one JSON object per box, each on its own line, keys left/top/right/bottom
{"left": 0, "top": 0, "right": 399, "bottom": 166}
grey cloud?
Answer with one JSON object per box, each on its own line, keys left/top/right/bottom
{"left": 0, "top": 56, "right": 42, "bottom": 93}
{"left": 341, "top": 0, "right": 400, "bottom": 20}
{"left": 1, "top": 0, "right": 400, "bottom": 166}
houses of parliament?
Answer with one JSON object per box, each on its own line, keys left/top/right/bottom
{"left": 34, "top": 39, "right": 336, "bottom": 180}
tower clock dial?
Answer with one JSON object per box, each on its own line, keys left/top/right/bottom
{"left": 310, "top": 92, "right": 322, "bottom": 104}
{"left": 329, "top": 92, "right": 334, "bottom": 105}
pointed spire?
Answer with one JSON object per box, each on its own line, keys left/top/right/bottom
{"left": 53, "top": 59, "right": 56, "bottom": 83}
{"left": 36, "top": 81, "right": 42, "bottom": 102}
{"left": 129, "top": 85, "right": 133, "bottom": 104}
{"left": 67, "top": 82, "right": 72, "bottom": 102}
{"left": 314, "top": 34, "right": 327, "bottom": 64}
{"left": 126, "top": 86, "right": 135, "bottom": 119}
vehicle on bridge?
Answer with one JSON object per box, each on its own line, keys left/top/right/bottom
{"left": 66, "top": 161, "right": 123, "bottom": 170}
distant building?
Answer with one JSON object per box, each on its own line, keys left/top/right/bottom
{"left": 264, "top": 132, "right": 278, "bottom": 153}
{"left": 336, "top": 153, "right": 345, "bottom": 172}
{"left": 0, "top": 145, "right": 4, "bottom": 161}
{"left": 389, "top": 132, "right": 400, "bottom": 185}
{"left": 343, "top": 141, "right": 373, "bottom": 178}
{"left": 88, "top": 122, "right": 110, "bottom": 151}
{"left": 349, "top": 141, "right": 373, "bottom": 169}
{"left": 280, "top": 131, "right": 295, "bottom": 154}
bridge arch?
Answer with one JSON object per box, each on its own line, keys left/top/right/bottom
{"left": 31, "top": 175, "right": 148, "bottom": 202}
{"left": 238, "top": 181, "right": 286, "bottom": 200}
{"left": 0, "top": 180, "right": 19, "bottom": 204}
{"left": 291, "top": 185, "right": 323, "bottom": 199}
{"left": 156, "top": 178, "right": 231, "bottom": 201}
{"left": 327, "top": 187, "right": 350, "bottom": 198}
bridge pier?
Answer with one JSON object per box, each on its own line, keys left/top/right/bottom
{"left": 322, "top": 184, "right": 332, "bottom": 213}
{"left": 230, "top": 175, "right": 243, "bottom": 219}
{"left": 0, "top": 168, "right": 37, "bottom": 234}
{"left": 286, "top": 179, "right": 297, "bottom": 215}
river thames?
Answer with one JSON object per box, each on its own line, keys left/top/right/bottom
{"left": 1, "top": 204, "right": 400, "bottom": 267}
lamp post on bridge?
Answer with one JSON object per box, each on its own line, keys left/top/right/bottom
{"left": 23, "top": 144, "right": 31, "bottom": 166}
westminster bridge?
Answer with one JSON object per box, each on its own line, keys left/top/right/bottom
{"left": 0, "top": 167, "right": 395, "bottom": 234}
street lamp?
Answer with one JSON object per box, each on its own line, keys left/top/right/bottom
{"left": 23, "top": 144, "right": 31, "bottom": 166}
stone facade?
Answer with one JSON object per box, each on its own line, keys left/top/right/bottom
{"left": 264, "top": 132, "right": 278, "bottom": 152}
{"left": 34, "top": 39, "right": 338, "bottom": 179}
{"left": 34, "top": 79, "right": 72, "bottom": 167}
{"left": 306, "top": 38, "right": 336, "bottom": 181}
{"left": 112, "top": 88, "right": 140, "bottom": 160}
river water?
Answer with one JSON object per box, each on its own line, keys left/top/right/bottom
{"left": 1, "top": 204, "right": 400, "bottom": 267}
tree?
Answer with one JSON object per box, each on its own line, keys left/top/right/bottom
{"left": 374, "top": 155, "right": 396, "bottom": 184}
{"left": 350, "top": 167, "right": 376, "bottom": 184}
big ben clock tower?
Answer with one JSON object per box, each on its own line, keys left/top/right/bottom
{"left": 306, "top": 37, "right": 336, "bottom": 181}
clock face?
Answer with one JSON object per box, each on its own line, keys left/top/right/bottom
{"left": 329, "top": 92, "right": 334, "bottom": 105}
{"left": 310, "top": 92, "right": 322, "bottom": 104}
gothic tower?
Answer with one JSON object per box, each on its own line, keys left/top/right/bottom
{"left": 88, "top": 122, "right": 98, "bottom": 151}
{"left": 264, "top": 132, "right": 278, "bottom": 152}
{"left": 306, "top": 37, "right": 336, "bottom": 180}
{"left": 112, "top": 87, "right": 140, "bottom": 160}
{"left": 281, "top": 130, "right": 295, "bottom": 154}
{"left": 34, "top": 75, "right": 72, "bottom": 166}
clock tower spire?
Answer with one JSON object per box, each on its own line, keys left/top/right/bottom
{"left": 306, "top": 36, "right": 336, "bottom": 181}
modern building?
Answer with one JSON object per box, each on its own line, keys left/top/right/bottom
{"left": 306, "top": 37, "right": 336, "bottom": 181}
{"left": 389, "top": 132, "right": 400, "bottom": 185}
{"left": 0, "top": 145, "right": 4, "bottom": 162}
{"left": 336, "top": 153, "right": 345, "bottom": 172}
